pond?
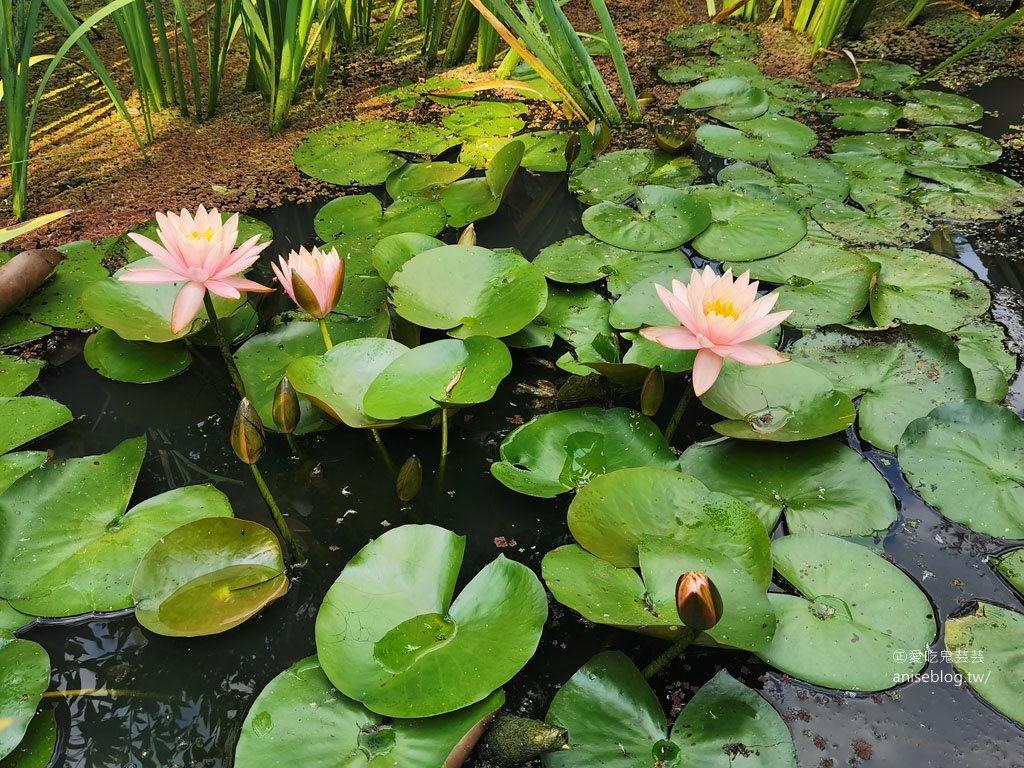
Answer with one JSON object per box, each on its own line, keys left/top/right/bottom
{"left": 3, "top": 45, "right": 1024, "bottom": 768}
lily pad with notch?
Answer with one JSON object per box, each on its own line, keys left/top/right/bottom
{"left": 491, "top": 407, "right": 678, "bottom": 498}
{"left": 688, "top": 185, "right": 806, "bottom": 261}
{"left": 314, "top": 193, "right": 447, "bottom": 242}
{"left": 442, "top": 101, "right": 527, "bottom": 139}
{"left": 582, "top": 185, "right": 712, "bottom": 252}
{"left": 901, "top": 90, "right": 983, "bottom": 126}
{"left": 568, "top": 149, "right": 701, "bottom": 205}
{"left": 908, "top": 126, "right": 1002, "bottom": 167}
{"left": 951, "top": 320, "right": 1017, "bottom": 403}
{"left": 678, "top": 77, "right": 769, "bottom": 122}
{"left": 83, "top": 328, "right": 192, "bottom": 384}
{"left": 907, "top": 162, "right": 1024, "bottom": 220}
{"left": 696, "top": 114, "right": 816, "bottom": 161}
{"left": 371, "top": 233, "right": 445, "bottom": 282}
{"left": 538, "top": 285, "right": 613, "bottom": 349}
{"left": 811, "top": 198, "right": 930, "bottom": 246}
{"left": 385, "top": 161, "right": 470, "bottom": 200}
{"left": 818, "top": 97, "right": 901, "bottom": 132}
{"left": 756, "top": 533, "right": 937, "bottom": 691}
{"left": 315, "top": 524, "right": 546, "bottom": 718}
{"left": 440, "top": 140, "right": 525, "bottom": 228}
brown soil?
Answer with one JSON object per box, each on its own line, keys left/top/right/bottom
{"left": 1, "top": 0, "right": 1020, "bottom": 249}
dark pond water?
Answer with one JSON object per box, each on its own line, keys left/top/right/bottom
{"left": 17, "top": 80, "right": 1024, "bottom": 768}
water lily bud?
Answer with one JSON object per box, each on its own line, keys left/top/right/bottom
{"left": 588, "top": 118, "right": 611, "bottom": 153}
{"left": 675, "top": 571, "right": 723, "bottom": 631}
{"left": 458, "top": 223, "right": 477, "bottom": 246}
{"left": 640, "top": 366, "right": 664, "bottom": 417}
{"left": 478, "top": 714, "right": 569, "bottom": 765}
{"left": 396, "top": 455, "right": 423, "bottom": 502}
{"left": 272, "top": 377, "right": 301, "bottom": 434}
{"left": 563, "top": 132, "right": 581, "bottom": 165}
{"left": 637, "top": 90, "right": 657, "bottom": 109}
{"left": 231, "top": 397, "right": 265, "bottom": 465}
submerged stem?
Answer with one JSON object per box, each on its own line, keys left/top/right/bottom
{"left": 318, "top": 317, "right": 334, "bottom": 351}
{"left": 371, "top": 428, "right": 396, "bottom": 474}
{"left": 439, "top": 407, "right": 450, "bottom": 482}
{"left": 203, "top": 292, "right": 247, "bottom": 398}
{"left": 664, "top": 386, "right": 694, "bottom": 444}
{"left": 642, "top": 627, "right": 698, "bottom": 680}
{"left": 250, "top": 463, "right": 305, "bottom": 565}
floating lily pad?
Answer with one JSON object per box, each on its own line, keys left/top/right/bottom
{"left": 235, "top": 656, "right": 504, "bottom": 768}
{"left": 461, "top": 131, "right": 574, "bottom": 172}
{"left": 384, "top": 161, "right": 470, "bottom": 200}
{"left": 0, "top": 703, "right": 54, "bottom": 766}
{"left": 993, "top": 550, "right": 1024, "bottom": 595}
{"left": 658, "top": 57, "right": 713, "bottom": 83}
{"left": 831, "top": 133, "right": 911, "bottom": 158}
{"left": 688, "top": 185, "right": 806, "bottom": 261}
{"left": 0, "top": 396, "right": 72, "bottom": 454}
{"left": 907, "top": 163, "right": 1024, "bottom": 220}
{"left": 533, "top": 236, "right": 635, "bottom": 284}
{"left": 314, "top": 193, "right": 447, "bottom": 242}
{"left": 568, "top": 149, "right": 701, "bottom": 205}
{"left": 363, "top": 336, "right": 512, "bottom": 420}
{"left": 908, "top": 126, "right": 1002, "bottom": 167}
{"left": 951, "top": 320, "right": 1017, "bottom": 403}
{"left": 582, "top": 185, "right": 712, "bottom": 252}
{"left": 16, "top": 240, "right": 108, "bottom": 329}
{"left": 0, "top": 315, "right": 50, "bottom": 348}
{"left": 0, "top": 452, "right": 46, "bottom": 496}
{"left": 315, "top": 524, "right": 546, "bottom": 718}
{"left": 702, "top": 361, "right": 857, "bottom": 442}
{"left": 788, "top": 325, "right": 976, "bottom": 452}
{"left": 287, "top": 338, "right": 409, "bottom": 429}
{"left": 371, "top": 233, "right": 445, "bottom": 281}
{"left": 567, "top": 467, "right": 772, "bottom": 586}
{"left": 696, "top": 114, "right": 816, "bottom": 161}
{"left": 605, "top": 250, "right": 694, "bottom": 296}
{"left": 442, "top": 101, "right": 527, "bottom": 138}
{"left": 539, "top": 286, "right": 613, "bottom": 349}
{"left": 818, "top": 97, "right": 901, "bottom": 132}
{"left": 898, "top": 399, "right": 1024, "bottom": 538}
{"left": 945, "top": 602, "right": 1024, "bottom": 727}
{"left": 867, "top": 247, "right": 990, "bottom": 331}
{"left": 811, "top": 198, "right": 930, "bottom": 246}
{"left": 0, "top": 437, "right": 234, "bottom": 616}
{"left": 441, "top": 140, "right": 524, "bottom": 228}
{"left": 814, "top": 58, "right": 918, "bottom": 96}
{"left": 0, "top": 637, "right": 50, "bottom": 761}
{"left": 902, "top": 90, "right": 983, "bottom": 126}
{"left": 621, "top": 331, "right": 696, "bottom": 372}
{"left": 293, "top": 119, "right": 458, "bottom": 186}
{"left": 83, "top": 328, "right": 192, "bottom": 384}
{"left": 766, "top": 153, "right": 850, "bottom": 208}
{"left": 133, "top": 518, "right": 288, "bottom": 637}
{"left": 827, "top": 153, "right": 919, "bottom": 201}
{"left": 236, "top": 314, "right": 390, "bottom": 434}
{"left": 388, "top": 245, "right": 546, "bottom": 338}
{"left": 0, "top": 356, "right": 44, "bottom": 397}
{"left": 756, "top": 534, "right": 936, "bottom": 691}
{"left": 666, "top": 23, "right": 759, "bottom": 56}
{"left": 678, "top": 77, "right": 769, "bottom": 122}
{"left": 491, "top": 407, "right": 678, "bottom": 497}
{"left": 679, "top": 438, "right": 897, "bottom": 535}
{"left": 724, "top": 240, "right": 876, "bottom": 327}
{"left": 609, "top": 268, "right": 686, "bottom": 330}
{"left": 544, "top": 653, "right": 795, "bottom": 768}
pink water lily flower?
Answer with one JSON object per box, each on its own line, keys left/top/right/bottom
{"left": 640, "top": 266, "right": 793, "bottom": 396}
{"left": 119, "top": 205, "right": 272, "bottom": 333}
{"left": 271, "top": 245, "right": 345, "bottom": 319}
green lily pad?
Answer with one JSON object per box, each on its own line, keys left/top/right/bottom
{"left": 440, "top": 140, "right": 524, "bottom": 228}
{"left": 605, "top": 250, "right": 694, "bottom": 296}
{"left": 371, "top": 233, "right": 445, "bottom": 282}
{"left": 442, "top": 101, "right": 527, "bottom": 138}
{"left": 766, "top": 153, "right": 850, "bottom": 208}
{"left": 993, "top": 550, "right": 1024, "bottom": 595}
{"left": 908, "top": 126, "right": 1002, "bottom": 167}
{"left": 0, "top": 452, "right": 46, "bottom": 497}
{"left": 582, "top": 185, "right": 712, "bottom": 252}
{"left": 702, "top": 361, "right": 857, "bottom": 442}
{"left": 83, "top": 328, "right": 192, "bottom": 384}
{"left": 788, "top": 325, "right": 976, "bottom": 452}
{"left": 491, "top": 407, "right": 679, "bottom": 497}
{"left": 907, "top": 163, "right": 1024, "bottom": 220}
{"left": 567, "top": 466, "right": 772, "bottom": 586}
{"left": 951, "top": 320, "right": 1017, "bottom": 403}
{"left": 81, "top": 258, "right": 247, "bottom": 342}
{"left": 724, "top": 240, "right": 877, "bottom": 327}
{"left": 831, "top": 132, "right": 912, "bottom": 158}
{"left": 363, "top": 336, "right": 512, "bottom": 420}
{"left": 0, "top": 637, "right": 50, "bottom": 761}
{"left": 679, "top": 438, "right": 897, "bottom": 535}
{"left": 0, "top": 437, "right": 234, "bottom": 616}
{"left": 811, "top": 198, "right": 930, "bottom": 246}
{"left": 314, "top": 193, "right": 447, "bottom": 242}
{"left": 945, "top": 602, "right": 1024, "bottom": 727}
{"left": 667, "top": 23, "right": 759, "bottom": 55}
{"left": 0, "top": 356, "right": 44, "bottom": 397}
{"left": 538, "top": 286, "right": 613, "bottom": 349}
{"left": 460, "top": 131, "right": 574, "bottom": 172}
{"left": 293, "top": 119, "right": 458, "bottom": 186}
{"left": 16, "top": 240, "right": 109, "bottom": 329}
{"left": 0, "top": 315, "right": 50, "bottom": 348}
{"left": 609, "top": 268, "right": 686, "bottom": 330}
{"left": 688, "top": 185, "right": 806, "bottom": 261}
{"left": 696, "top": 114, "right": 816, "bottom": 161}
{"left": 678, "top": 77, "right": 770, "bottom": 122}
{"left": 0, "top": 396, "right": 72, "bottom": 454}
{"left": 533, "top": 236, "right": 636, "bottom": 284}
{"left": 902, "top": 90, "right": 983, "bottom": 125}
{"left": 388, "top": 245, "right": 547, "bottom": 338}
{"left": 0, "top": 704, "right": 54, "bottom": 767}
{"left": 236, "top": 314, "right": 390, "bottom": 433}
{"left": 898, "top": 399, "right": 1024, "bottom": 538}
{"left": 132, "top": 518, "right": 288, "bottom": 637}
{"left": 235, "top": 656, "right": 504, "bottom": 768}
{"left": 867, "top": 247, "right": 990, "bottom": 331}
{"left": 827, "top": 153, "right": 919, "bottom": 201}
{"left": 621, "top": 331, "right": 696, "bottom": 372}
{"left": 756, "top": 534, "right": 937, "bottom": 691}
{"left": 287, "top": 338, "right": 409, "bottom": 429}
{"left": 658, "top": 58, "right": 712, "bottom": 83}
{"left": 315, "top": 524, "right": 546, "bottom": 718}
{"left": 544, "top": 653, "right": 795, "bottom": 768}
{"left": 568, "top": 149, "right": 701, "bottom": 205}
{"left": 818, "top": 97, "right": 901, "bottom": 132}
{"left": 385, "top": 161, "right": 470, "bottom": 200}
{"left": 814, "top": 58, "right": 918, "bottom": 95}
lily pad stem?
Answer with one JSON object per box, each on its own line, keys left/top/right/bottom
{"left": 664, "top": 387, "right": 694, "bottom": 444}
{"left": 642, "top": 627, "right": 698, "bottom": 680}
{"left": 371, "top": 428, "right": 396, "bottom": 474}
{"left": 203, "top": 292, "right": 247, "bottom": 398}
{"left": 249, "top": 462, "right": 306, "bottom": 565}
{"left": 319, "top": 318, "right": 334, "bottom": 351}
{"left": 285, "top": 433, "right": 300, "bottom": 456}
{"left": 439, "top": 407, "right": 450, "bottom": 482}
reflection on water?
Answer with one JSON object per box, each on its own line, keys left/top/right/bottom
{"left": 17, "top": 79, "right": 1024, "bottom": 768}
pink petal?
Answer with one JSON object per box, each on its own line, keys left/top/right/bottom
{"left": 127, "top": 232, "right": 178, "bottom": 268}
{"left": 206, "top": 275, "right": 273, "bottom": 299}
{"left": 729, "top": 309, "right": 793, "bottom": 344}
{"left": 717, "top": 340, "right": 790, "bottom": 366}
{"left": 119, "top": 266, "right": 187, "bottom": 284}
{"left": 655, "top": 282, "right": 693, "bottom": 326}
{"left": 640, "top": 325, "right": 702, "bottom": 350}
{"left": 692, "top": 349, "right": 724, "bottom": 396}
{"left": 170, "top": 282, "right": 207, "bottom": 334}
{"left": 213, "top": 236, "right": 271, "bottom": 278}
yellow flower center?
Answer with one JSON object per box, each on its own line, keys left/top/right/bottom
{"left": 704, "top": 297, "right": 740, "bottom": 320}
{"left": 188, "top": 227, "right": 216, "bottom": 242}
